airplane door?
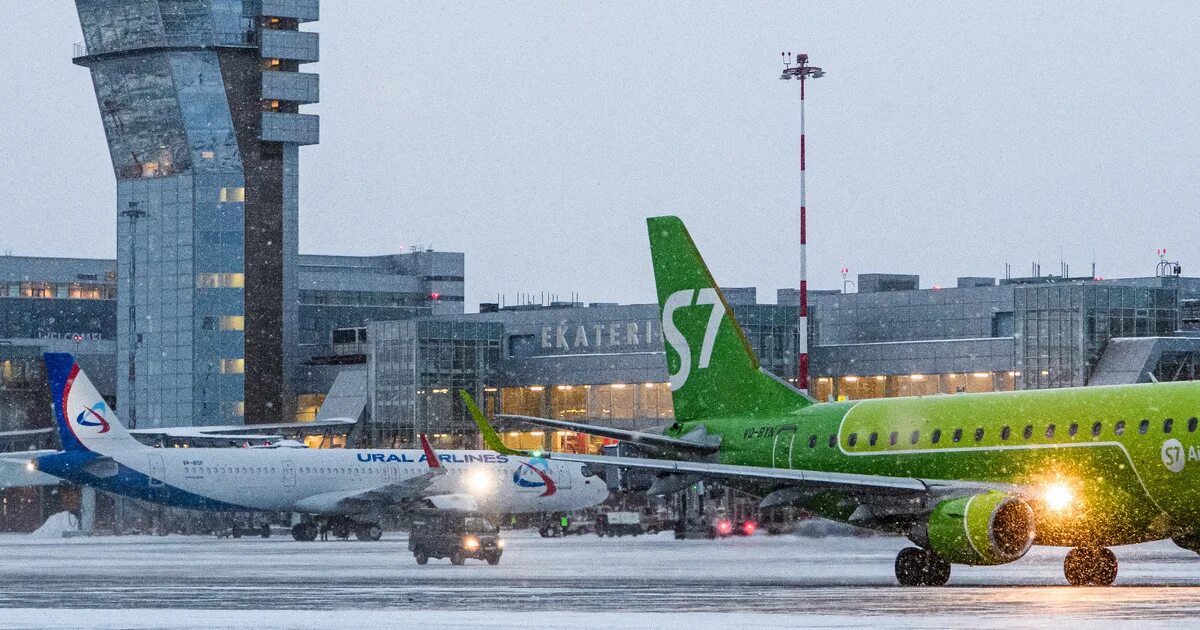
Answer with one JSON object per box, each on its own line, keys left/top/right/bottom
{"left": 282, "top": 460, "right": 296, "bottom": 488}
{"left": 148, "top": 454, "right": 165, "bottom": 488}
{"left": 772, "top": 427, "right": 797, "bottom": 469}
{"left": 552, "top": 463, "right": 573, "bottom": 490}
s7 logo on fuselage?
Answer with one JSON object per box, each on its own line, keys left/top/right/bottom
{"left": 662, "top": 288, "right": 725, "bottom": 390}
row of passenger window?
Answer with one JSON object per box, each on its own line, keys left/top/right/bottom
{"left": 184, "top": 465, "right": 471, "bottom": 477}
{"left": 842, "top": 416, "right": 1200, "bottom": 449}
{"left": 185, "top": 466, "right": 276, "bottom": 475}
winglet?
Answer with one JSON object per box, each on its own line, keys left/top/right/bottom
{"left": 459, "top": 389, "right": 526, "bottom": 456}
{"left": 418, "top": 433, "right": 442, "bottom": 469}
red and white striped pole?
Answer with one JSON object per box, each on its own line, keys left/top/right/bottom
{"left": 781, "top": 53, "right": 824, "bottom": 394}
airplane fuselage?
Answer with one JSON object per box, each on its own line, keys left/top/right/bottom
{"left": 36, "top": 446, "right": 608, "bottom": 515}
{"left": 678, "top": 379, "right": 1200, "bottom": 546}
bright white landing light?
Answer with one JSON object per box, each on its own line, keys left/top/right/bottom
{"left": 466, "top": 468, "right": 495, "bottom": 495}
{"left": 1044, "top": 483, "right": 1074, "bottom": 512}
{"left": 24, "top": 461, "right": 35, "bottom": 472}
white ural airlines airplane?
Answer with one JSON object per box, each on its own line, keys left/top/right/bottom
{"left": 32, "top": 353, "right": 608, "bottom": 540}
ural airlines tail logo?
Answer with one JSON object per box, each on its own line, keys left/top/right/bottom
{"left": 75, "top": 402, "right": 111, "bottom": 434}
{"left": 662, "top": 288, "right": 725, "bottom": 390}
{"left": 513, "top": 459, "right": 558, "bottom": 497}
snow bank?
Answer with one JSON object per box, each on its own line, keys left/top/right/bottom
{"left": 28, "top": 511, "right": 78, "bottom": 538}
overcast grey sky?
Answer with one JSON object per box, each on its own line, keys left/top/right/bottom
{"left": 2, "top": 2, "right": 1198, "bottom": 309}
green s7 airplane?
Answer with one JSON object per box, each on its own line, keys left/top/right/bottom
{"left": 466, "top": 215, "right": 1200, "bottom": 586}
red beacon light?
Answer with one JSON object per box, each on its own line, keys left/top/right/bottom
{"left": 430, "top": 292, "right": 441, "bottom": 301}
{"left": 741, "top": 520, "right": 758, "bottom": 536}
{"left": 715, "top": 519, "right": 734, "bottom": 537}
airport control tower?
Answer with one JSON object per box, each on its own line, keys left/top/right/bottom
{"left": 72, "top": 0, "right": 320, "bottom": 427}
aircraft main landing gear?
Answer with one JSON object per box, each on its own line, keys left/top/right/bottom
{"left": 354, "top": 523, "right": 384, "bottom": 541}
{"left": 291, "top": 522, "right": 318, "bottom": 541}
{"left": 894, "top": 547, "right": 951, "bottom": 586}
{"left": 1064, "top": 547, "right": 1117, "bottom": 586}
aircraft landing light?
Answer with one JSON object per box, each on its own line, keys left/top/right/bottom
{"left": 466, "top": 468, "right": 495, "bottom": 495}
{"left": 1043, "top": 483, "right": 1074, "bottom": 512}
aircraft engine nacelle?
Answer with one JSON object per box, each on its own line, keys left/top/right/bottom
{"left": 924, "top": 491, "right": 1035, "bottom": 566}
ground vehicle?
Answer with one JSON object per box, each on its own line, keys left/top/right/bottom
{"left": 408, "top": 512, "right": 504, "bottom": 565}
{"left": 538, "top": 512, "right": 593, "bottom": 537}
{"left": 596, "top": 511, "right": 642, "bottom": 537}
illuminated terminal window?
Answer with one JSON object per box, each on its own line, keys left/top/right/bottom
{"left": 819, "top": 371, "right": 1019, "bottom": 402}
{"left": 500, "top": 382, "right": 673, "bottom": 422}
{"left": 219, "top": 187, "right": 246, "bottom": 203}
{"left": 68, "top": 283, "right": 112, "bottom": 299}
{"left": 19, "top": 282, "right": 56, "bottom": 298}
{"left": 220, "top": 316, "right": 245, "bottom": 331}
{"left": 196, "top": 273, "right": 245, "bottom": 288}
{"left": 295, "top": 393, "right": 325, "bottom": 422}
{"left": 219, "top": 358, "right": 245, "bottom": 374}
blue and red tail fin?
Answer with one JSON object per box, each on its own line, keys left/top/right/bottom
{"left": 44, "top": 353, "right": 140, "bottom": 455}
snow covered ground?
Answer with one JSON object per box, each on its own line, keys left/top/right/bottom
{"left": 2, "top": 530, "right": 1200, "bottom": 628}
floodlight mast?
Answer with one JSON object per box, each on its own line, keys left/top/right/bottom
{"left": 780, "top": 52, "right": 824, "bottom": 394}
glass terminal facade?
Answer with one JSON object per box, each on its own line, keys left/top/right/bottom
{"left": 0, "top": 257, "right": 117, "bottom": 433}
{"left": 73, "top": 0, "right": 319, "bottom": 427}
{"left": 368, "top": 319, "right": 502, "bottom": 448}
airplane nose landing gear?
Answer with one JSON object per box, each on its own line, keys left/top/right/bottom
{"left": 1064, "top": 546, "right": 1118, "bottom": 586}
{"left": 895, "top": 547, "right": 951, "bottom": 586}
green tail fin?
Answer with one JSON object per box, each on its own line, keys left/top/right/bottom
{"left": 647, "top": 216, "right": 813, "bottom": 420}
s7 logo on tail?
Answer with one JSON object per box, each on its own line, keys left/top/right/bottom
{"left": 662, "top": 288, "right": 725, "bottom": 390}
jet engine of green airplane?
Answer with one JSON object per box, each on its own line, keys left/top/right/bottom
{"left": 923, "top": 491, "right": 1036, "bottom": 565}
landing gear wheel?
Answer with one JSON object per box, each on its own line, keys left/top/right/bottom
{"left": 450, "top": 550, "right": 465, "bottom": 565}
{"left": 355, "top": 524, "right": 384, "bottom": 541}
{"left": 1064, "top": 547, "right": 1118, "bottom": 586}
{"left": 291, "top": 523, "right": 317, "bottom": 542}
{"left": 414, "top": 550, "right": 429, "bottom": 565}
{"left": 260, "top": 524, "right": 271, "bottom": 539}
{"left": 485, "top": 552, "right": 501, "bottom": 566}
{"left": 895, "top": 547, "right": 951, "bottom": 586}
{"left": 232, "top": 527, "right": 243, "bottom": 539}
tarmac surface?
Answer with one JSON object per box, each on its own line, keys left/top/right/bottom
{"left": 2, "top": 529, "right": 1200, "bottom": 628}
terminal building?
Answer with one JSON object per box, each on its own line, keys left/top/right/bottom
{"left": 4, "top": 249, "right": 1199, "bottom": 456}
{"left": 807, "top": 273, "right": 1200, "bottom": 401}
{"left": 0, "top": 250, "right": 463, "bottom": 432}
{"left": 361, "top": 272, "right": 1200, "bottom": 453}
{"left": 361, "top": 289, "right": 802, "bottom": 450}
{"left": 0, "top": 256, "right": 116, "bottom": 438}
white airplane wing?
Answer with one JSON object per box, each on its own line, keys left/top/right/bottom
{"left": 297, "top": 434, "right": 466, "bottom": 513}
